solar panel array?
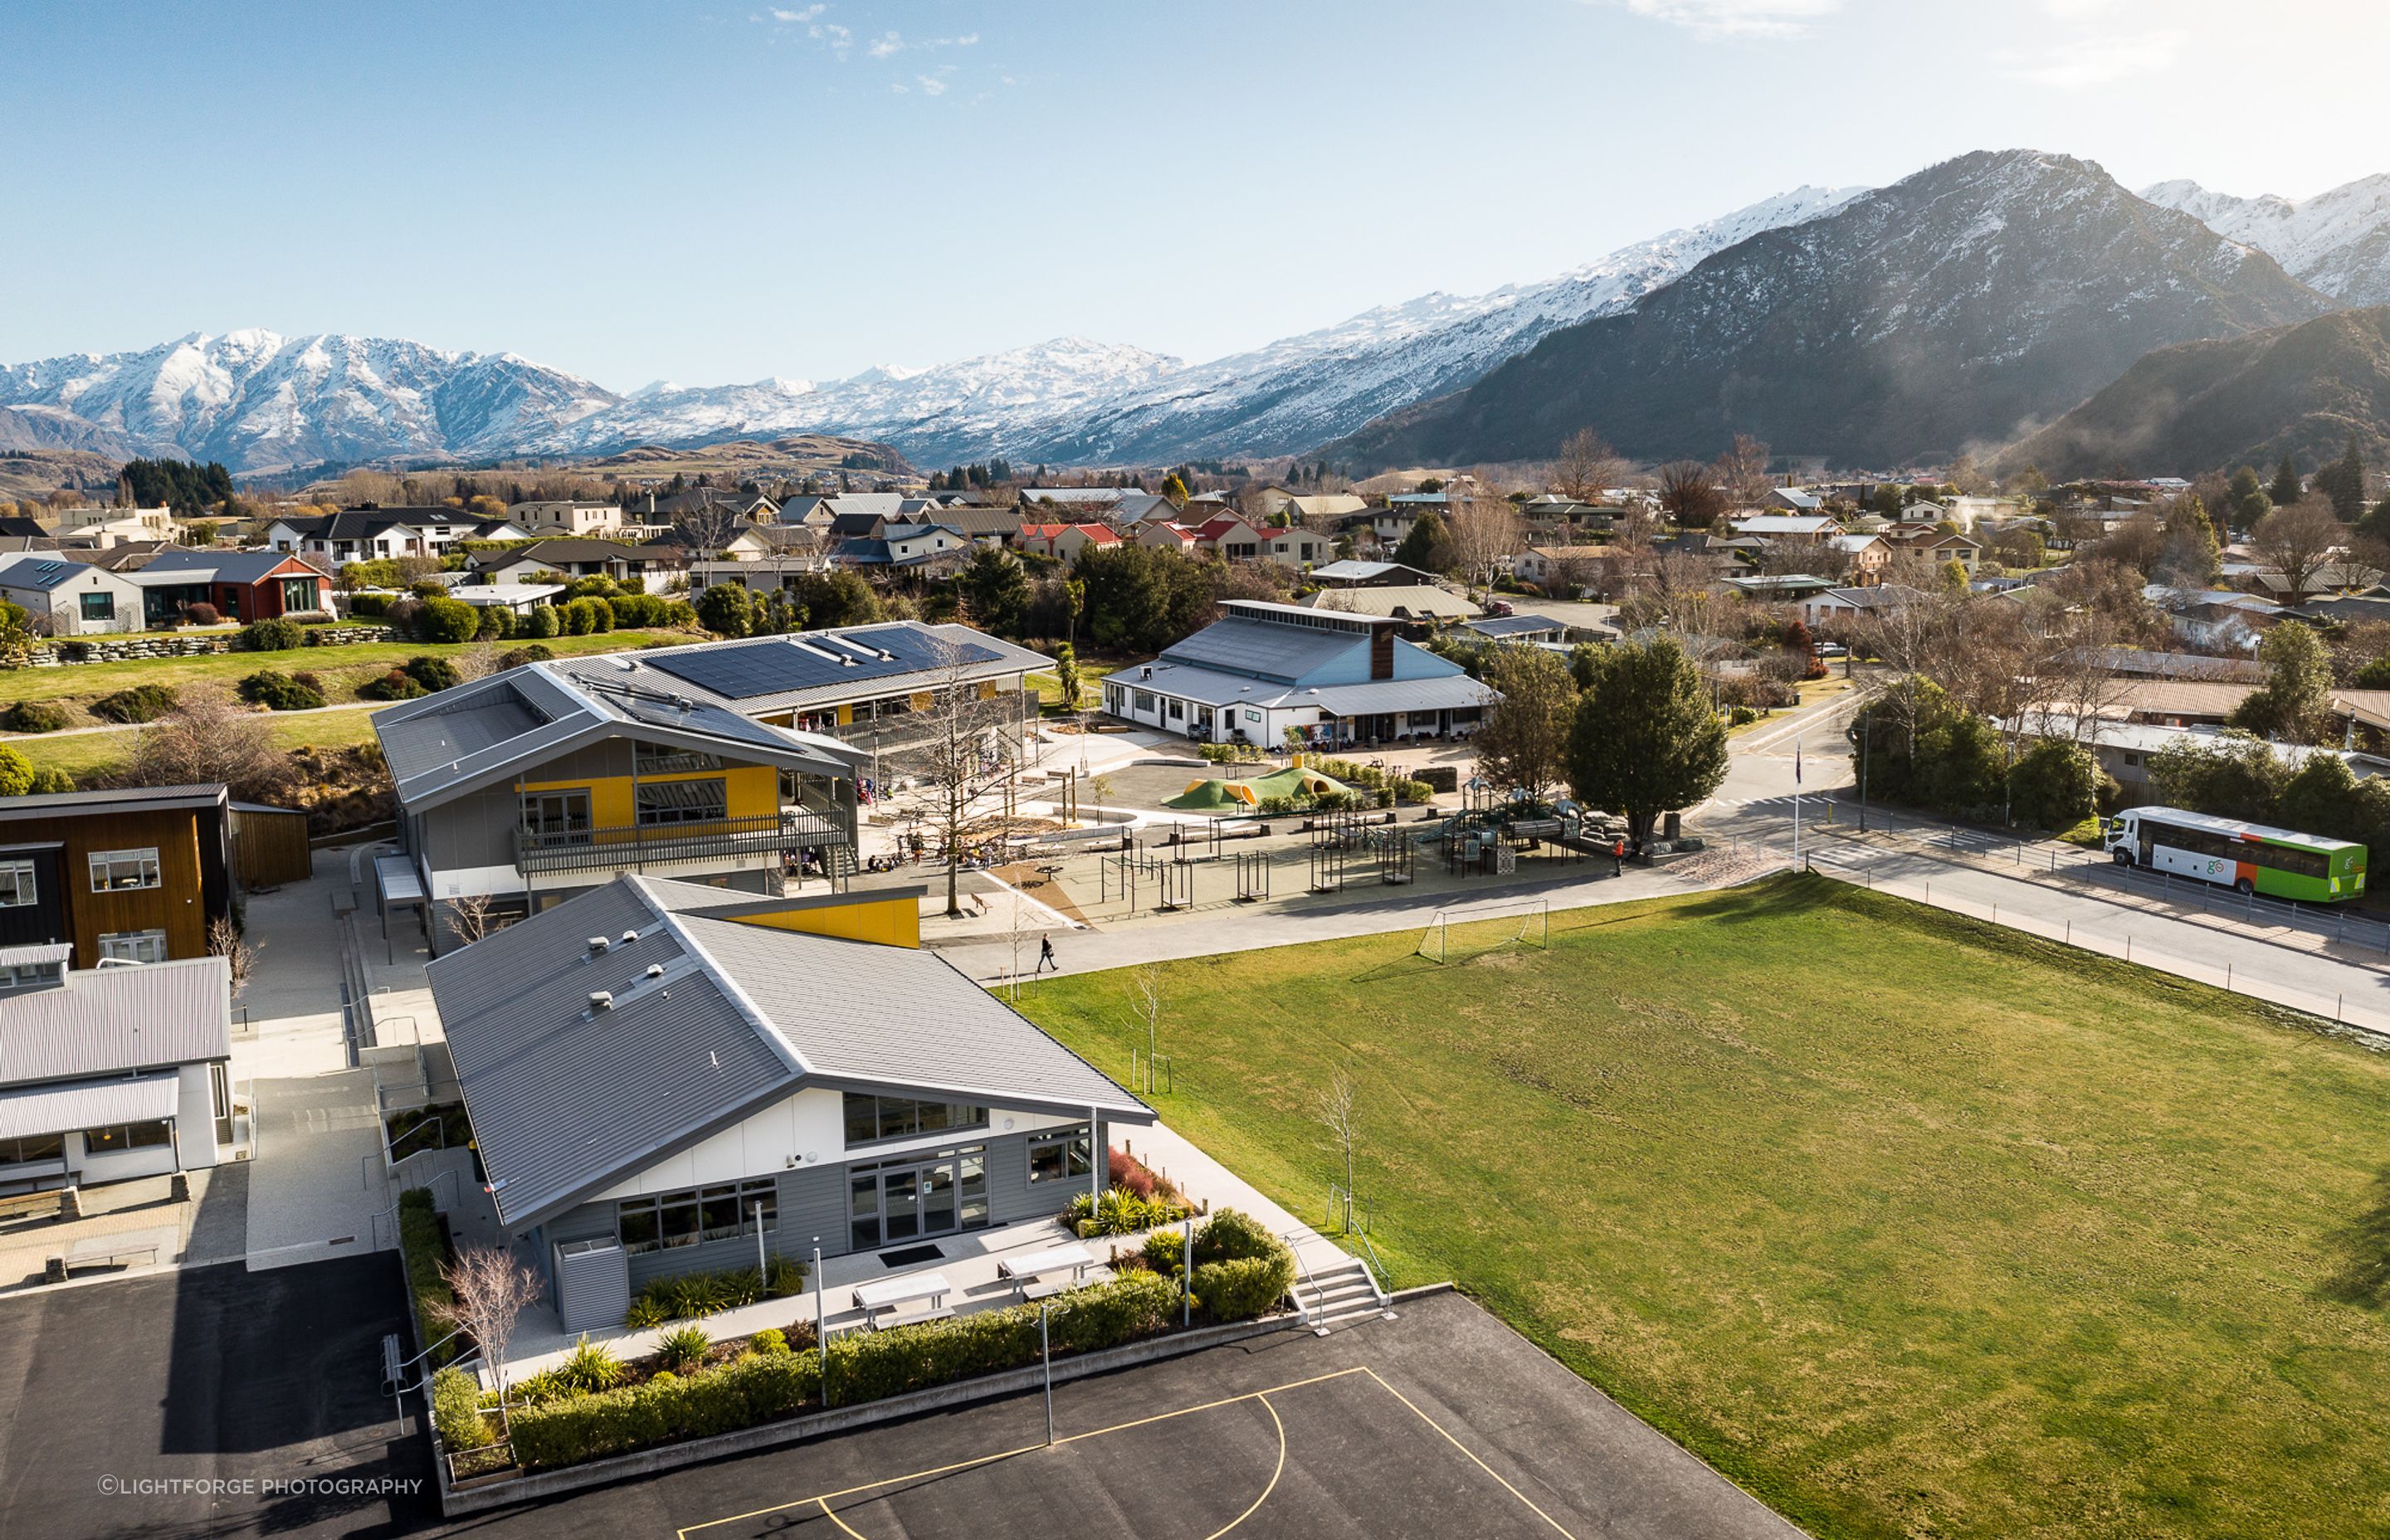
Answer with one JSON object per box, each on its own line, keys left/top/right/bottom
{"left": 642, "top": 628, "right": 1002, "bottom": 700}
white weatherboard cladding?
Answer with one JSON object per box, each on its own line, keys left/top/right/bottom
{"left": 591, "top": 1089, "right": 1080, "bottom": 1199}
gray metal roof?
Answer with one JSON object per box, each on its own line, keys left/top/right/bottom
{"left": 0, "top": 783, "right": 226, "bottom": 823}
{"left": 1463, "top": 614, "right": 1566, "bottom": 638}
{"left": 137, "top": 548, "right": 315, "bottom": 584}
{"left": 558, "top": 621, "right": 1046, "bottom": 717}
{"left": 0, "top": 958, "right": 232, "bottom": 1089}
{"left": 1159, "top": 616, "right": 1362, "bottom": 684}
{"left": 0, "top": 1074, "right": 182, "bottom": 1141}
{"left": 1302, "top": 675, "right": 1498, "bottom": 715}
{"left": 427, "top": 876, "right": 1147, "bottom": 1231}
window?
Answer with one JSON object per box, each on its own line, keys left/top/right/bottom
{"left": 841, "top": 1093, "right": 989, "bottom": 1148}
{"left": 634, "top": 743, "right": 723, "bottom": 776}
{"left": 616, "top": 1178, "right": 776, "bottom": 1254}
{"left": 279, "top": 577, "right": 315, "bottom": 612}
{"left": 636, "top": 778, "right": 728, "bottom": 827}
{"left": 80, "top": 592, "right": 115, "bottom": 622}
{"left": 1134, "top": 691, "right": 1157, "bottom": 713}
{"left": 0, "top": 860, "right": 34, "bottom": 908}
{"left": 99, "top": 930, "right": 168, "bottom": 964}
{"left": 84, "top": 1121, "right": 173, "bottom": 1154}
{"left": 1028, "top": 1126, "right": 1094, "bottom": 1185}
{"left": 521, "top": 790, "right": 591, "bottom": 840}
{"left": 1165, "top": 698, "right": 1184, "bottom": 721}
{"left": 0, "top": 960, "right": 61, "bottom": 990}
{"left": 0, "top": 1133, "right": 64, "bottom": 1165}
{"left": 89, "top": 849, "right": 160, "bottom": 892}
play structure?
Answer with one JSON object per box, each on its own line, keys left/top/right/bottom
{"left": 1163, "top": 764, "right": 1353, "bottom": 813}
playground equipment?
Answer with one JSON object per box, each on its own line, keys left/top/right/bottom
{"left": 1310, "top": 841, "right": 1353, "bottom": 894}
{"left": 1373, "top": 826, "right": 1413, "bottom": 885}
{"left": 1233, "top": 850, "right": 1271, "bottom": 903}
{"left": 1156, "top": 862, "right": 1194, "bottom": 912}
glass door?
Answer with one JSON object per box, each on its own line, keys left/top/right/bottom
{"left": 922, "top": 1162, "right": 957, "bottom": 1235}
{"left": 848, "top": 1173, "right": 879, "bottom": 1251}
{"left": 882, "top": 1168, "right": 920, "bottom": 1240}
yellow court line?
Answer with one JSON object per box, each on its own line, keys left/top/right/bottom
{"left": 676, "top": 1367, "right": 1369, "bottom": 1538}
{"left": 1201, "top": 1393, "right": 1285, "bottom": 1540}
{"left": 1361, "top": 1368, "right": 1583, "bottom": 1540}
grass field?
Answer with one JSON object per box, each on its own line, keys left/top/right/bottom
{"left": 1028, "top": 659, "right": 1119, "bottom": 713}
{"left": 1017, "top": 876, "right": 2390, "bottom": 1540}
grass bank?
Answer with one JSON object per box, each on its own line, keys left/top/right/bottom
{"left": 1017, "top": 875, "right": 2390, "bottom": 1539}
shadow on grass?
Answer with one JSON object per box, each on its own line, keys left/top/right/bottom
{"left": 2320, "top": 1169, "right": 2390, "bottom": 1307}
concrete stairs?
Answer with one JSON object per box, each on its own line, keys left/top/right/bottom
{"left": 1292, "top": 1254, "right": 1390, "bottom": 1332}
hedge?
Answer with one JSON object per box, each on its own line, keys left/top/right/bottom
{"left": 823, "top": 1270, "right": 1179, "bottom": 1407}
{"left": 1192, "top": 1254, "right": 1295, "bottom": 1320}
{"left": 432, "top": 1367, "right": 492, "bottom": 1451}
{"left": 241, "top": 616, "right": 305, "bottom": 652}
{"left": 398, "top": 1189, "right": 457, "bottom": 1366}
{"left": 508, "top": 1346, "right": 822, "bottom": 1469}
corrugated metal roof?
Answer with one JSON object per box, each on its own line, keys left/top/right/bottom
{"left": 0, "top": 958, "right": 231, "bottom": 1087}
{"left": 1160, "top": 617, "right": 1362, "bottom": 683}
{"left": 0, "top": 1074, "right": 182, "bottom": 1141}
{"left": 1303, "top": 675, "right": 1499, "bottom": 715}
{"left": 427, "top": 875, "right": 1147, "bottom": 1231}
{"left": 0, "top": 784, "right": 226, "bottom": 822}
{"left": 0, "top": 943, "right": 71, "bottom": 967}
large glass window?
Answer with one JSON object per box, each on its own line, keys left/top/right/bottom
{"left": 521, "top": 790, "right": 592, "bottom": 840}
{"left": 0, "top": 860, "right": 35, "bottom": 908}
{"left": 0, "top": 960, "right": 61, "bottom": 990}
{"left": 634, "top": 743, "right": 723, "bottom": 776}
{"left": 615, "top": 1178, "right": 776, "bottom": 1254}
{"left": 636, "top": 778, "right": 728, "bottom": 827}
{"left": 84, "top": 1121, "right": 172, "bottom": 1154}
{"left": 80, "top": 592, "right": 115, "bottom": 622}
{"left": 1027, "top": 1126, "right": 1094, "bottom": 1185}
{"left": 841, "top": 1093, "right": 989, "bottom": 1148}
{"left": 89, "top": 849, "right": 160, "bottom": 892}
{"left": 99, "top": 930, "right": 167, "bottom": 964}
{"left": 279, "top": 578, "right": 315, "bottom": 612}
{"left": 0, "top": 1133, "right": 64, "bottom": 1165}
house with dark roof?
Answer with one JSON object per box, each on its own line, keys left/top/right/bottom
{"left": 425, "top": 874, "right": 1150, "bottom": 1323}
{"left": 0, "top": 951, "right": 232, "bottom": 1195}
{"left": 0, "top": 785, "right": 236, "bottom": 968}
{"left": 467, "top": 538, "right": 688, "bottom": 591}
{"left": 0, "top": 553, "right": 143, "bottom": 636}
{"left": 1102, "top": 599, "right": 1498, "bottom": 748}
{"left": 125, "top": 547, "right": 327, "bottom": 626}
{"left": 262, "top": 508, "right": 531, "bottom": 563}
{"left": 826, "top": 523, "right": 968, "bottom": 572}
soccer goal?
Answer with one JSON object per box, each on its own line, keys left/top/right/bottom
{"left": 1415, "top": 897, "right": 1550, "bottom": 963}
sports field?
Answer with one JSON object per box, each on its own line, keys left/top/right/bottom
{"left": 1017, "top": 875, "right": 2390, "bottom": 1540}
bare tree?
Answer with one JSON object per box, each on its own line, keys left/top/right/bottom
{"left": 1552, "top": 428, "right": 1625, "bottom": 504}
{"left": 447, "top": 893, "right": 496, "bottom": 948}
{"left": 1315, "top": 1069, "right": 1359, "bottom": 1234}
{"left": 430, "top": 1245, "right": 544, "bottom": 1411}
{"left": 124, "top": 692, "right": 289, "bottom": 802}
{"left": 206, "top": 915, "right": 256, "bottom": 999}
{"left": 672, "top": 495, "right": 746, "bottom": 559}
{"left": 2250, "top": 498, "right": 2349, "bottom": 600}
{"left": 1129, "top": 963, "right": 1163, "bottom": 1087}
{"left": 901, "top": 634, "right": 1021, "bottom": 918}
{"left": 1657, "top": 462, "right": 1727, "bottom": 529}
{"left": 1444, "top": 487, "right": 1524, "bottom": 593}
{"left": 1713, "top": 433, "right": 1773, "bottom": 510}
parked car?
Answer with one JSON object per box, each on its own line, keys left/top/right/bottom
{"left": 1484, "top": 598, "right": 1515, "bottom": 616}
{"left": 1813, "top": 641, "right": 1848, "bottom": 658}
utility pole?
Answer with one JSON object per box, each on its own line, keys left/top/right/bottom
{"left": 1858, "top": 704, "right": 1870, "bottom": 834}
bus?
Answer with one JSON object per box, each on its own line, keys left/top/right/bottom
{"left": 2100, "top": 806, "right": 2366, "bottom": 903}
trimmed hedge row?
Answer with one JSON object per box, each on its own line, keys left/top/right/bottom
{"left": 398, "top": 1189, "right": 457, "bottom": 1367}
{"left": 507, "top": 1344, "right": 822, "bottom": 1469}
{"left": 822, "top": 1270, "right": 1179, "bottom": 1407}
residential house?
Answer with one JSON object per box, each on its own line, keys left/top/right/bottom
{"left": 0, "top": 784, "right": 236, "bottom": 967}
{"left": 1461, "top": 614, "right": 1570, "bottom": 645}
{"left": 1261, "top": 526, "right": 1329, "bottom": 568}
{"left": 827, "top": 523, "right": 969, "bottom": 572}
{"left": 1300, "top": 586, "right": 1480, "bottom": 622}
{"left": 2070, "top": 646, "right": 2266, "bottom": 683}
{"left": 1827, "top": 532, "right": 1891, "bottom": 585}
{"left": 450, "top": 584, "right": 568, "bottom": 617}
{"left": 1307, "top": 559, "right": 1446, "bottom": 588}
{"left": 1724, "top": 573, "right": 1838, "bottom": 601}
{"left": 2011, "top": 714, "right": 2387, "bottom": 807}
{"left": 1017, "top": 523, "right": 1120, "bottom": 563}
{"left": 423, "top": 873, "right": 1150, "bottom": 1322}
{"left": 2150, "top": 588, "right": 2290, "bottom": 652}
{"left": 125, "top": 548, "right": 328, "bottom": 626}
{"left": 1796, "top": 583, "right": 1928, "bottom": 628}
{"left": 1102, "top": 599, "right": 1498, "bottom": 748}
{"left": 1369, "top": 505, "right": 1421, "bottom": 544}
{"left": 510, "top": 501, "right": 627, "bottom": 537}
{"left": 1134, "top": 523, "right": 1201, "bottom": 554}
{"left": 1729, "top": 514, "right": 1839, "bottom": 541}
{"left": 1018, "top": 488, "right": 1127, "bottom": 516}
{"left": 54, "top": 506, "right": 176, "bottom": 546}
{"left": 1763, "top": 488, "right": 1826, "bottom": 513}
{"left": 1892, "top": 528, "right": 1984, "bottom": 574}
{"left": 0, "top": 952, "right": 232, "bottom": 1194}
{"left": 646, "top": 488, "right": 780, "bottom": 524}
{"left": 915, "top": 505, "right": 1022, "bottom": 547}
{"left": 470, "top": 539, "right": 688, "bottom": 592}
{"left": 264, "top": 509, "right": 531, "bottom": 564}
{"left": 1193, "top": 515, "right": 1269, "bottom": 562}
{"left": 0, "top": 553, "right": 143, "bottom": 636}
{"left": 1511, "top": 545, "right": 1617, "bottom": 595}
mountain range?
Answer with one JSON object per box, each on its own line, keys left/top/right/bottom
{"left": 6, "top": 152, "right": 2390, "bottom": 480}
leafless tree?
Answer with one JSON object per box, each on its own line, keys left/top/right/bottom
{"left": 2251, "top": 498, "right": 2350, "bottom": 600}
{"left": 901, "top": 634, "right": 1020, "bottom": 918}
{"left": 447, "top": 893, "right": 496, "bottom": 948}
{"left": 430, "top": 1245, "right": 544, "bottom": 1411}
{"left": 124, "top": 692, "right": 288, "bottom": 802}
{"left": 1657, "top": 462, "right": 1727, "bottom": 529}
{"left": 1552, "top": 428, "right": 1625, "bottom": 504}
{"left": 1713, "top": 433, "right": 1773, "bottom": 510}
{"left": 1444, "top": 487, "right": 1523, "bottom": 593}
{"left": 1129, "top": 963, "right": 1163, "bottom": 1087}
{"left": 1314, "top": 1067, "right": 1359, "bottom": 1234}
{"left": 207, "top": 915, "right": 256, "bottom": 999}
{"left": 673, "top": 495, "right": 746, "bottom": 559}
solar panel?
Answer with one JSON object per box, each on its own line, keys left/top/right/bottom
{"left": 643, "top": 628, "right": 1002, "bottom": 700}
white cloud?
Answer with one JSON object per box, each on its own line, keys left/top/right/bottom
{"left": 867, "top": 30, "right": 904, "bottom": 57}
{"left": 916, "top": 74, "right": 948, "bottom": 95}
{"left": 1607, "top": 0, "right": 1842, "bottom": 39}
{"left": 766, "top": 5, "right": 823, "bottom": 21}
{"left": 1996, "top": 27, "right": 2184, "bottom": 86}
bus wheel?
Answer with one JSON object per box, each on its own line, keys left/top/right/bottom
{"left": 2112, "top": 848, "right": 2131, "bottom": 865}
{"left": 2235, "top": 877, "right": 2254, "bottom": 896}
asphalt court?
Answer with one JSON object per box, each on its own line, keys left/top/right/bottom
{"left": 680, "top": 1365, "right": 1576, "bottom": 1540}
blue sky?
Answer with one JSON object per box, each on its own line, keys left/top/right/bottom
{"left": 7, "top": 0, "right": 2384, "bottom": 388}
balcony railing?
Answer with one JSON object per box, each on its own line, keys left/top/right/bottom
{"left": 515, "top": 808, "right": 851, "bottom": 876}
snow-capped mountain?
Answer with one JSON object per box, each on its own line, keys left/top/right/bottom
{"left": 1328, "top": 150, "right": 2330, "bottom": 470}
{"left": 2140, "top": 174, "right": 2390, "bottom": 306}
{"left": 0, "top": 331, "right": 618, "bottom": 474}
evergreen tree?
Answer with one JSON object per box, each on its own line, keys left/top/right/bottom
{"left": 2314, "top": 435, "right": 2370, "bottom": 520}
{"left": 2269, "top": 455, "right": 2303, "bottom": 509}
{"left": 1563, "top": 636, "right": 1728, "bottom": 844}
{"left": 2226, "top": 465, "right": 2273, "bottom": 529}
{"left": 1393, "top": 509, "right": 1453, "bottom": 573}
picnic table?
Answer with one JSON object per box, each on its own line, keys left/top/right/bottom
{"left": 46, "top": 1226, "right": 173, "bottom": 1283}
{"left": 852, "top": 1270, "right": 954, "bottom": 1328}
{"left": 997, "top": 1243, "right": 1095, "bottom": 1300}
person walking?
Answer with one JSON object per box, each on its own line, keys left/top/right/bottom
{"left": 1036, "top": 935, "right": 1058, "bottom": 974}
{"left": 1610, "top": 836, "right": 1626, "bottom": 878}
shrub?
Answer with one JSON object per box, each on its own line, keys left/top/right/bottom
{"left": 1191, "top": 1253, "right": 1295, "bottom": 1321}
{"left": 415, "top": 595, "right": 479, "bottom": 645}
{"left": 524, "top": 603, "right": 561, "bottom": 640}
{"left": 432, "top": 1367, "right": 493, "bottom": 1451}
{"left": 627, "top": 1260, "right": 790, "bottom": 1325}
{"left": 1140, "top": 1226, "right": 1192, "bottom": 1278}
{"left": 2, "top": 700, "right": 67, "bottom": 733}
{"left": 1395, "top": 778, "right": 1432, "bottom": 804}
{"left": 657, "top": 1325, "right": 711, "bottom": 1373}
{"left": 346, "top": 592, "right": 393, "bottom": 618}
{"left": 238, "top": 670, "right": 326, "bottom": 711}
{"left": 1192, "top": 1208, "right": 1280, "bottom": 1268}
{"left": 823, "top": 1272, "right": 1178, "bottom": 1408}
{"left": 183, "top": 602, "right": 222, "bottom": 626}
{"left": 476, "top": 605, "right": 516, "bottom": 641}
{"left": 558, "top": 1336, "right": 623, "bottom": 1395}
{"left": 397, "top": 1189, "right": 457, "bottom": 1366}
{"left": 241, "top": 616, "right": 305, "bottom": 652}
{"left": 358, "top": 670, "right": 428, "bottom": 701}
{"left": 764, "top": 1252, "right": 806, "bottom": 1298}
{"left": 403, "top": 655, "right": 463, "bottom": 692}
{"left": 750, "top": 1328, "right": 790, "bottom": 1357}
{"left": 623, "top": 1296, "right": 669, "bottom": 1330}
{"left": 91, "top": 683, "right": 179, "bottom": 724}
{"left": 497, "top": 644, "right": 557, "bottom": 670}
{"left": 507, "top": 1344, "right": 822, "bottom": 1469}
{"left": 1064, "top": 1186, "right": 1188, "bottom": 1237}
{"left": 609, "top": 592, "right": 670, "bottom": 628}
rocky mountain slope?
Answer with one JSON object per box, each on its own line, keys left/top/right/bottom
{"left": 1996, "top": 305, "right": 2390, "bottom": 480}
{"left": 2140, "top": 175, "right": 2390, "bottom": 306}
{"left": 1323, "top": 151, "right": 2331, "bottom": 471}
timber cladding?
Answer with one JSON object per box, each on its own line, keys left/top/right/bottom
{"left": 61, "top": 807, "right": 215, "bottom": 964}
{"left": 0, "top": 793, "right": 234, "bottom": 967}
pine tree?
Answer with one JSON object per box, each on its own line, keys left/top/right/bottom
{"left": 2315, "top": 435, "right": 2369, "bottom": 520}
{"left": 2270, "top": 456, "right": 2303, "bottom": 509}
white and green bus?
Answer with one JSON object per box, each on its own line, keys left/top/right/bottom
{"left": 2101, "top": 806, "right": 2366, "bottom": 903}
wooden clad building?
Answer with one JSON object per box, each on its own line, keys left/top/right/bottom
{"left": 0, "top": 785, "right": 235, "bottom": 967}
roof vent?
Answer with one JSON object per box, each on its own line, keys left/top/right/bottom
{"left": 645, "top": 963, "right": 666, "bottom": 979}
{"left": 622, "top": 929, "right": 640, "bottom": 943}
{"left": 588, "top": 990, "right": 614, "bottom": 1011}
{"left": 587, "top": 936, "right": 610, "bottom": 954}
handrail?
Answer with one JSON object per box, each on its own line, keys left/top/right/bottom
{"left": 1280, "top": 1227, "right": 1324, "bottom": 1325}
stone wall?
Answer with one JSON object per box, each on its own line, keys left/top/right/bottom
{"left": 30, "top": 624, "right": 394, "bottom": 667}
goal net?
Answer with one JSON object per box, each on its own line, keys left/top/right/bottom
{"left": 1415, "top": 898, "right": 1551, "bottom": 964}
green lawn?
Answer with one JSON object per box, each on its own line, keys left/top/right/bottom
{"left": 1017, "top": 876, "right": 2390, "bottom": 1540}
{"left": 1028, "top": 660, "right": 1119, "bottom": 713}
